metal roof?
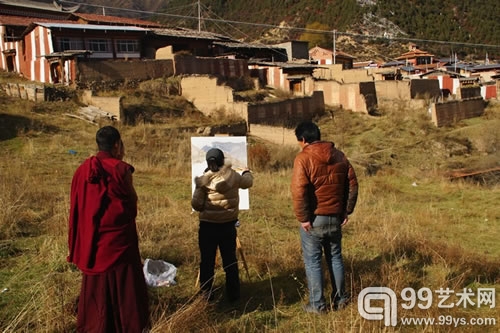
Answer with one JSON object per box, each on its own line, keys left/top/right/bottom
{"left": 400, "top": 66, "right": 416, "bottom": 72}
{"left": 381, "top": 61, "right": 406, "bottom": 67}
{"left": 36, "top": 22, "right": 149, "bottom": 32}
{"left": 470, "top": 64, "right": 500, "bottom": 71}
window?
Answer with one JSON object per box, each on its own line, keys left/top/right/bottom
{"left": 416, "top": 57, "right": 431, "bottom": 65}
{"left": 116, "top": 40, "right": 139, "bottom": 53}
{"left": 87, "top": 39, "right": 109, "bottom": 52}
{"left": 59, "top": 38, "right": 84, "bottom": 51}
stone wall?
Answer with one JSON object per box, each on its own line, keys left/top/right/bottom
{"left": 431, "top": 98, "right": 485, "bottom": 127}
{"left": 3, "top": 82, "right": 45, "bottom": 101}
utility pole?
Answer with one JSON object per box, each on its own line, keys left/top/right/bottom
{"left": 333, "top": 29, "right": 336, "bottom": 64}
{"left": 198, "top": 0, "right": 201, "bottom": 32}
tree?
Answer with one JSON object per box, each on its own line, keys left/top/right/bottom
{"left": 298, "top": 22, "right": 331, "bottom": 49}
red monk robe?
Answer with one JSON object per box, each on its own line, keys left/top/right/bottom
{"left": 68, "top": 151, "right": 149, "bottom": 332}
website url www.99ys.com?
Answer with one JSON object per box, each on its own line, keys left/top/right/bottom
{"left": 401, "top": 315, "right": 496, "bottom": 327}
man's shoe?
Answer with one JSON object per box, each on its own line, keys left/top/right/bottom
{"left": 335, "top": 299, "right": 349, "bottom": 310}
{"left": 303, "top": 303, "right": 327, "bottom": 314}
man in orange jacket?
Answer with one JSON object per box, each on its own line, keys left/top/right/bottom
{"left": 291, "top": 121, "right": 358, "bottom": 314}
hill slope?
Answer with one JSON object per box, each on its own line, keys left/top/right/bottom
{"left": 63, "top": 0, "right": 500, "bottom": 60}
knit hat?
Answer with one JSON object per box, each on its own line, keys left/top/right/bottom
{"left": 206, "top": 148, "right": 224, "bottom": 166}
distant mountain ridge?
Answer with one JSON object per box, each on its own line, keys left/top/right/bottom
{"left": 61, "top": 0, "right": 499, "bottom": 60}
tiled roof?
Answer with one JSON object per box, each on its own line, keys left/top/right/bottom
{"left": 396, "top": 49, "right": 434, "bottom": 60}
{"left": 73, "top": 13, "right": 164, "bottom": 28}
{"left": 0, "top": 14, "right": 70, "bottom": 27}
{"left": 0, "top": 0, "right": 79, "bottom": 13}
{"left": 153, "top": 27, "right": 234, "bottom": 41}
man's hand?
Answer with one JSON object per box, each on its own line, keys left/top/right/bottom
{"left": 341, "top": 215, "right": 349, "bottom": 227}
{"left": 301, "top": 221, "right": 312, "bottom": 232}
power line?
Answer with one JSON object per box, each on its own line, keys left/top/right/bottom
{"left": 60, "top": 0, "right": 500, "bottom": 50}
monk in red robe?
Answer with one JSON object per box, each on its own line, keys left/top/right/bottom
{"left": 68, "top": 126, "right": 149, "bottom": 332}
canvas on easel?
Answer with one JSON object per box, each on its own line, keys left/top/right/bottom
{"left": 190, "top": 136, "right": 250, "bottom": 210}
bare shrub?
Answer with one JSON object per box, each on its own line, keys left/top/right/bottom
{"left": 138, "top": 77, "right": 181, "bottom": 97}
{"left": 248, "top": 143, "right": 271, "bottom": 171}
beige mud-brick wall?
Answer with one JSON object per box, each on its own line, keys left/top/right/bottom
{"left": 180, "top": 76, "right": 248, "bottom": 121}
{"left": 376, "top": 81, "right": 435, "bottom": 110}
{"left": 247, "top": 92, "right": 325, "bottom": 127}
{"left": 156, "top": 45, "right": 175, "bottom": 60}
{"left": 376, "top": 79, "right": 440, "bottom": 101}
{"left": 303, "top": 76, "right": 316, "bottom": 96}
{"left": 375, "top": 81, "right": 412, "bottom": 101}
{"left": 314, "top": 80, "right": 341, "bottom": 107}
{"left": 313, "top": 80, "right": 376, "bottom": 113}
{"left": 81, "top": 90, "right": 123, "bottom": 121}
{"left": 249, "top": 124, "right": 297, "bottom": 146}
{"left": 367, "top": 67, "right": 393, "bottom": 81}
{"left": 313, "top": 66, "right": 374, "bottom": 83}
{"left": 431, "top": 98, "right": 485, "bottom": 127}
{"left": 338, "top": 82, "right": 377, "bottom": 114}
{"left": 339, "top": 84, "right": 362, "bottom": 112}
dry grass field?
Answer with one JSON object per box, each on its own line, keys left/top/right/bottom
{"left": 0, "top": 75, "right": 499, "bottom": 332}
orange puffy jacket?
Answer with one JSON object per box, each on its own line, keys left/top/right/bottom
{"left": 291, "top": 141, "right": 358, "bottom": 223}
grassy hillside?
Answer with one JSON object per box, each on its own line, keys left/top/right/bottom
{"left": 66, "top": 0, "right": 500, "bottom": 60}
{"left": 0, "top": 74, "right": 499, "bottom": 331}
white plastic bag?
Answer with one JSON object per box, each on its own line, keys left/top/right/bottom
{"left": 143, "top": 259, "right": 177, "bottom": 287}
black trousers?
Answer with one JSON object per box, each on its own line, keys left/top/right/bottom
{"left": 198, "top": 221, "right": 240, "bottom": 300}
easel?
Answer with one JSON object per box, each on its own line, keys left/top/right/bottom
{"left": 195, "top": 236, "right": 250, "bottom": 287}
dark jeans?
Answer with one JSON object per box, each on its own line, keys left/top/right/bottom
{"left": 198, "top": 221, "right": 240, "bottom": 300}
{"left": 300, "top": 215, "right": 348, "bottom": 310}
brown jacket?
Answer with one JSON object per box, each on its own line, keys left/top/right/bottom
{"left": 291, "top": 141, "right": 358, "bottom": 223}
{"left": 192, "top": 163, "right": 253, "bottom": 223}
